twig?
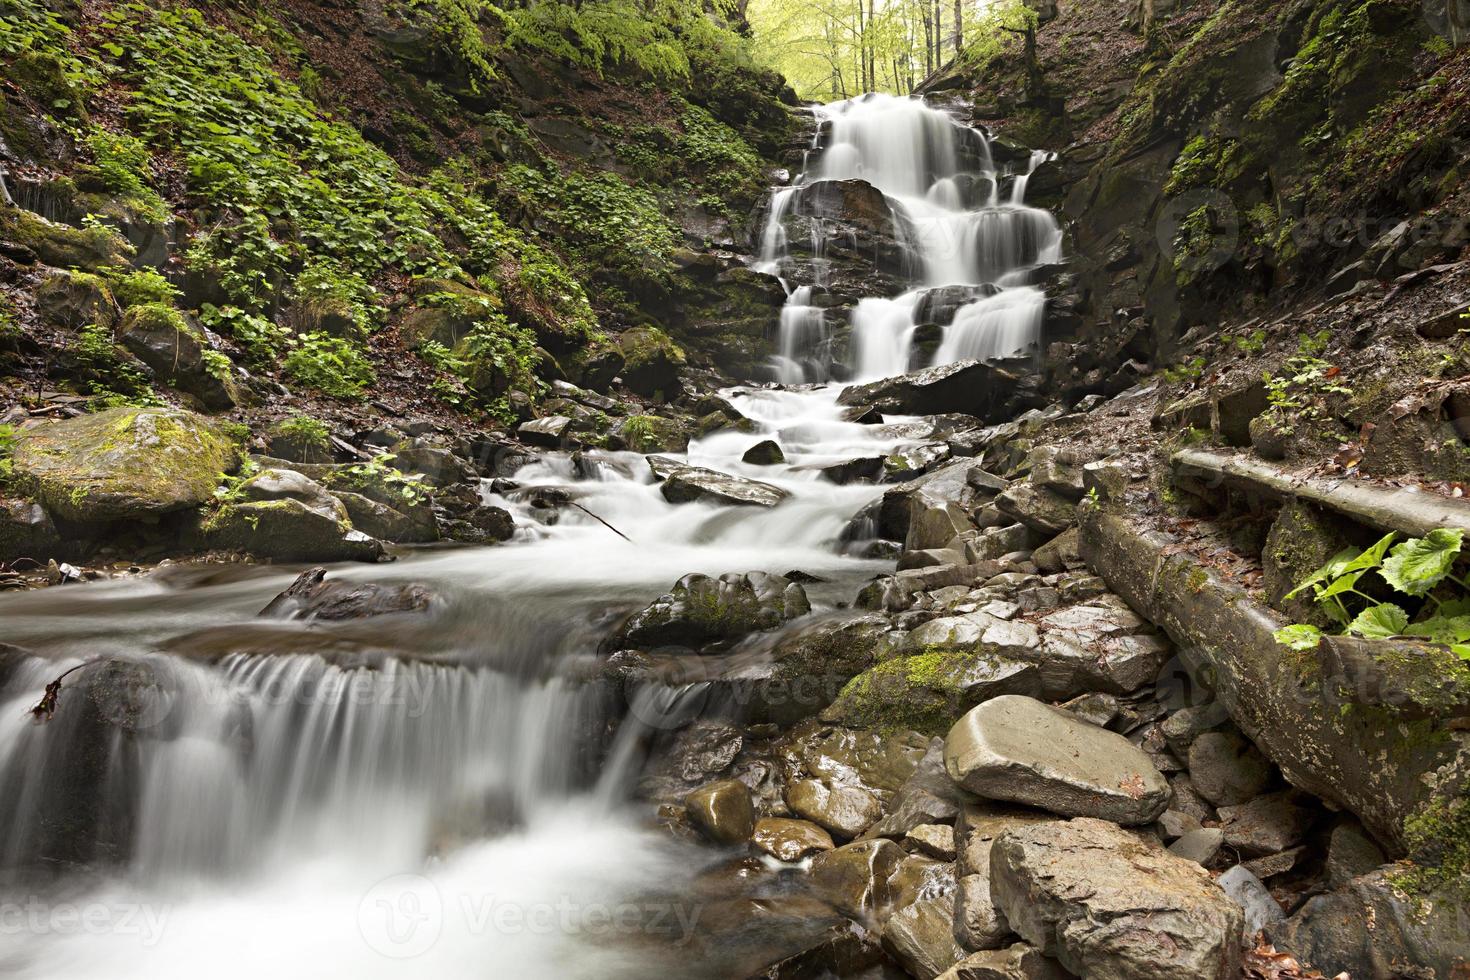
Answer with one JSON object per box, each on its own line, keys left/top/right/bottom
{"left": 566, "top": 501, "right": 632, "bottom": 543}
{"left": 27, "top": 660, "right": 98, "bottom": 723}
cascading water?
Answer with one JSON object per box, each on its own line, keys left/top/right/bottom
{"left": 758, "top": 93, "right": 1063, "bottom": 381}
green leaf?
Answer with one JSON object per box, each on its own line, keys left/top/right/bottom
{"left": 1380, "top": 529, "right": 1465, "bottom": 597}
{"left": 1405, "top": 615, "right": 1470, "bottom": 644}
{"left": 1347, "top": 603, "right": 1409, "bottom": 639}
{"left": 1452, "top": 644, "right": 1470, "bottom": 661}
{"left": 1274, "top": 624, "right": 1324, "bottom": 651}
{"left": 1337, "top": 532, "right": 1398, "bottom": 575}
{"left": 1315, "top": 569, "right": 1366, "bottom": 602}
{"left": 1285, "top": 547, "right": 1361, "bottom": 599}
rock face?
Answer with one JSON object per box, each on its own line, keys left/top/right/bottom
{"left": 259, "top": 567, "right": 432, "bottom": 621}
{"left": 938, "top": 944, "right": 1073, "bottom": 980}
{"left": 610, "top": 571, "right": 810, "bottom": 649}
{"left": 837, "top": 361, "right": 1026, "bottom": 421}
{"left": 944, "top": 695, "right": 1170, "bottom": 825}
{"left": 953, "top": 802, "right": 1057, "bottom": 951}
{"left": 990, "top": 818, "right": 1244, "bottom": 980}
{"left": 10, "top": 407, "right": 240, "bottom": 523}
{"left": 660, "top": 465, "right": 790, "bottom": 508}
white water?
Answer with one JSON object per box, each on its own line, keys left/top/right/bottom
{"left": 762, "top": 93, "right": 1063, "bottom": 381}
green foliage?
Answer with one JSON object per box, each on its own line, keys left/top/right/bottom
{"left": 0, "top": 422, "right": 16, "bottom": 488}
{"left": 1261, "top": 355, "right": 1350, "bottom": 433}
{"left": 282, "top": 333, "right": 375, "bottom": 399}
{"left": 503, "top": 0, "right": 732, "bottom": 84}
{"left": 71, "top": 321, "right": 157, "bottom": 406}
{"left": 293, "top": 258, "right": 381, "bottom": 334}
{"left": 199, "top": 303, "right": 288, "bottom": 366}
{"left": 74, "top": 126, "right": 169, "bottom": 222}
{"left": 1274, "top": 528, "right": 1470, "bottom": 658}
{"left": 676, "top": 100, "right": 764, "bottom": 205}
{"left": 0, "top": 0, "right": 102, "bottom": 110}
{"left": 387, "top": 0, "right": 500, "bottom": 91}
{"left": 269, "top": 414, "right": 331, "bottom": 454}
{"left": 334, "top": 453, "right": 431, "bottom": 508}
{"left": 102, "top": 266, "right": 179, "bottom": 308}
{"left": 1162, "top": 355, "right": 1207, "bottom": 383}
{"left": 1223, "top": 328, "right": 1266, "bottom": 353}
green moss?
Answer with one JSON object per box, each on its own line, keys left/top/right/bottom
{"left": 825, "top": 651, "right": 976, "bottom": 735}
{"left": 1389, "top": 797, "right": 1470, "bottom": 899}
{"left": 0, "top": 206, "right": 132, "bottom": 271}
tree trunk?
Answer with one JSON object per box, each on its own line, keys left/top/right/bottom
{"left": 953, "top": 0, "right": 963, "bottom": 50}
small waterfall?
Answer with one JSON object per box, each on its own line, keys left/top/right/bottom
{"left": 752, "top": 93, "right": 1064, "bottom": 381}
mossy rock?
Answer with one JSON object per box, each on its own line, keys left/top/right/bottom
{"left": 822, "top": 652, "right": 977, "bottom": 735}
{"left": 0, "top": 205, "right": 133, "bottom": 271}
{"left": 35, "top": 270, "right": 117, "bottom": 330}
{"left": 617, "top": 326, "right": 686, "bottom": 397}
{"left": 11, "top": 407, "right": 242, "bottom": 523}
{"left": 286, "top": 295, "right": 361, "bottom": 340}
{"left": 198, "top": 498, "right": 383, "bottom": 563}
{"left": 613, "top": 414, "right": 689, "bottom": 454}
{"left": 117, "top": 303, "right": 241, "bottom": 411}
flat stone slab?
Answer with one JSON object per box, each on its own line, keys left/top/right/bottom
{"left": 661, "top": 465, "right": 789, "bottom": 507}
{"left": 944, "top": 695, "right": 1170, "bottom": 825}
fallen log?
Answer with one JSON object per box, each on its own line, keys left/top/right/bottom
{"left": 1171, "top": 448, "right": 1470, "bottom": 539}
{"left": 1079, "top": 506, "right": 1470, "bottom": 852}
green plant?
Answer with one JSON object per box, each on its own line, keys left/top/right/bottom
{"left": 199, "top": 303, "right": 288, "bottom": 365}
{"left": 1260, "top": 355, "right": 1350, "bottom": 433}
{"left": 71, "top": 321, "right": 156, "bottom": 405}
{"left": 1225, "top": 328, "right": 1266, "bottom": 353}
{"left": 1162, "top": 355, "right": 1207, "bottom": 383}
{"left": 1273, "top": 528, "right": 1470, "bottom": 657}
{"left": 269, "top": 414, "right": 331, "bottom": 454}
{"left": 282, "top": 332, "right": 375, "bottom": 398}
{"left": 292, "top": 258, "right": 381, "bottom": 334}
{"left": 0, "top": 422, "right": 17, "bottom": 488}
{"left": 75, "top": 126, "right": 169, "bottom": 222}
{"left": 102, "top": 266, "right": 179, "bottom": 308}
{"left": 336, "top": 454, "right": 431, "bottom": 508}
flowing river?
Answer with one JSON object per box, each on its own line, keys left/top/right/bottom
{"left": 0, "top": 95, "right": 1060, "bottom": 978}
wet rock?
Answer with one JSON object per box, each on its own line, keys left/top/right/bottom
{"left": 259, "top": 567, "right": 432, "bottom": 621}
{"left": 1, "top": 497, "right": 65, "bottom": 563}
{"left": 945, "top": 696, "right": 1170, "bottom": 825}
{"left": 807, "top": 838, "right": 904, "bottom": 921}
{"left": 1217, "top": 865, "right": 1285, "bottom": 934}
{"left": 886, "top": 442, "right": 953, "bottom": 481}
{"left": 611, "top": 571, "right": 810, "bottom": 650}
{"left": 240, "top": 468, "right": 348, "bottom": 523}
{"left": 937, "top": 943, "right": 1073, "bottom": 980}
{"left": 751, "top": 817, "right": 834, "bottom": 862}
{"left": 905, "top": 823, "right": 957, "bottom": 860}
{"left": 742, "top": 439, "right": 786, "bottom": 465}
{"left": 645, "top": 454, "right": 685, "bottom": 481}
{"left": 883, "top": 884, "right": 966, "bottom": 979}
{"left": 391, "top": 443, "right": 469, "bottom": 487}
{"left": 861, "top": 737, "right": 967, "bottom": 840}
{"left": 786, "top": 778, "right": 882, "bottom": 839}
{"left": 744, "top": 921, "right": 887, "bottom": 978}
{"left": 1217, "top": 791, "right": 1318, "bottom": 857}
{"left": 685, "top": 779, "right": 755, "bottom": 845}
{"left": 953, "top": 802, "right": 1057, "bottom": 951}
{"left": 334, "top": 490, "right": 440, "bottom": 544}
{"left": 837, "top": 360, "right": 1023, "bottom": 422}
{"left": 1169, "top": 828, "right": 1224, "bottom": 866}
{"left": 517, "top": 415, "right": 573, "bottom": 447}
{"left": 995, "top": 484, "right": 1075, "bottom": 536}
{"left": 778, "top": 723, "right": 930, "bottom": 814}
{"left": 11, "top": 407, "right": 240, "bottom": 523}
{"left": 662, "top": 466, "right": 790, "bottom": 508}
{"left": 736, "top": 613, "right": 891, "bottom": 726}
{"left": 1267, "top": 869, "right": 1468, "bottom": 979}
{"left": 200, "top": 499, "right": 383, "bottom": 563}
{"left": 1187, "top": 732, "right": 1274, "bottom": 807}
{"left": 618, "top": 326, "right": 686, "bottom": 396}
{"left": 990, "top": 818, "right": 1244, "bottom": 980}
{"left": 815, "top": 455, "right": 887, "bottom": 484}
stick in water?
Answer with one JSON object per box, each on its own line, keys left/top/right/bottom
{"left": 566, "top": 501, "right": 632, "bottom": 542}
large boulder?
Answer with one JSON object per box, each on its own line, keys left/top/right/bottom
{"left": 199, "top": 498, "right": 383, "bottom": 563}
{"left": 239, "top": 468, "right": 348, "bottom": 522}
{"left": 259, "top": 567, "right": 432, "bottom": 621}
{"left": 724, "top": 613, "right": 892, "bottom": 726}
{"left": 807, "top": 838, "right": 905, "bottom": 922}
{"left": 990, "top": 818, "right": 1244, "bottom": 980}
{"left": 618, "top": 326, "right": 686, "bottom": 396}
{"left": 1, "top": 497, "right": 65, "bottom": 563}
{"left": 944, "top": 695, "right": 1170, "bottom": 825}
{"left": 660, "top": 465, "right": 789, "bottom": 508}
{"left": 610, "top": 571, "right": 810, "bottom": 650}
{"left": 10, "top": 407, "right": 240, "bottom": 523}
{"left": 953, "top": 802, "right": 1059, "bottom": 951}
{"left": 837, "top": 360, "right": 1023, "bottom": 421}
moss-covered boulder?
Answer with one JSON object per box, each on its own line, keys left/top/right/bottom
{"left": 618, "top": 326, "right": 686, "bottom": 397}
{"left": 11, "top": 407, "right": 241, "bottom": 523}
{"left": 35, "top": 270, "right": 117, "bottom": 330}
{"left": 612, "top": 414, "right": 690, "bottom": 453}
{"left": 609, "top": 571, "right": 811, "bottom": 650}
{"left": 199, "top": 498, "right": 383, "bottom": 563}
{"left": 117, "top": 303, "right": 241, "bottom": 411}
{"left": 0, "top": 205, "right": 133, "bottom": 270}
{"left": 823, "top": 650, "right": 1043, "bottom": 736}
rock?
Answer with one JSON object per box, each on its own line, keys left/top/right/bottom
{"left": 905, "top": 823, "right": 956, "bottom": 860}
{"left": 334, "top": 490, "right": 440, "bottom": 544}
{"left": 1, "top": 497, "right": 65, "bottom": 563}
{"left": 200, "top": 499, "right": 384, "bottom": 563}
{"left": 883, "top": 886, "right": 966, "bottom": 979}
{"left": 1169, "top": 828, "right": 1224, "bottom": 866}
{"left": 786, "top": 778, "right": 882, "bottom": 839}
{"left": 1267, "top": 869, "right": 1468, "bottom": 980}
{"left": 1261, "top": 501, "right": 1358, "bottom": 629}
{"left": 117, "top": 304, "right": 239, "bottom": 410}
{"left": 837, "top": 360, "right": 1023, "bottom": 421}
{"left": 259, "top": 567, "right": 431, "bottom": 621}
{"left": 822, "top": 648, "right": 1041, "bottom": 735}
{"left": 735, "top": 613, "right": 892, "bottom": 726}
{"left": 1081, "top": 460, "right": 1129, "bottom": 503}
{"left": 807, "top": 838, "right": 904, "bottom": 921}
{"left": 1157, "top": 809, "right": 1203, "bottom": 840}
{"left": 35, "top": 270, "right": 116, "bottom": 330}
{"left": 11, "top": 407, "right": 240, "bottom": 523}
{"left": 645, "top": 455, "right": 685, "bottom": 481}
{"left": 391, "top": 444, "right": 468, "bottom": 487}
{"left": 1030, "top": 528, "right": 1081, "bottom": 574}
{"left": 751, "top": 817, "right": 834, "bottom": 862}
{"left": 240, "top": 468, "right": 347, "bottom": 522}
{"left": 861, "top": 737, "right": 968, "bottom": 840}
{"left": 1028, "top": 447, "right": 1084, "bottom": 500}
{"left": 742, "top": 439, "right": 785, "bottom": 465}
{"left": 815, "top": 455, "right": 887, "bottom": 484}
{"left": 618, "top": 326, "right": 686, "bottom": 396}
{"left": 965, "top": 524, "right": 1031, "bottom": 562}
{"left": 684, "top": 779, "right": 755, "bottom": 845}
{"left": 1216, "top": 865, "right": 1285, "bottom": 934}
{"left": 661, "top": 466, "right": 789, "bottom": 508}
{"left": 886, "top": 442, "right": 954, "bottom": 481}
{"left": 517, "top": 416, "right": 573, "bottom": 447}
{"left": 611, "top": 571, "right": 810, "bottom": 650}
{"left": 908, "top": 496, "right": 977, "bottom": 552}
{"left": 1159, "top": 704, "right": 1223, "bottom": 758}
{"left": 1186, "top": 731, "right": 1274, "bottom": 807}
{"left": 1167, "top": 774, "right": 1217, "bottom": 824}
{"left": 1059, "top": 692, "right": 1119, "bottom": 728}
{"left": 1217, "top": 791, "right": 1318, "bottom": 857}
{"left": 990, "top": 818, "right": 1244, "bottom": 980}
{"left": 614, "top": 415, "right": 690, "bottom": 453}
{"left": 937, "top": 943, "right": 1073, "bottom": 980}
{"left": 954, "top": 802, "right": 1058, "bottom": 951}
{"left": 944, "top": 696, "right": 1170, "bottom": 825}
{"left": 1324, "top": 821, "right": 1386, "bottom": 888}
{"left": 1242, "top": 845, "right": 1307, "bottom": 880}
{"left": 995, "top": 484, "right": 1075, "bottom": 536}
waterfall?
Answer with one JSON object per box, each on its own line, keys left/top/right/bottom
{"left": 754, "top": 94, "right": 1064, "bottom": 381}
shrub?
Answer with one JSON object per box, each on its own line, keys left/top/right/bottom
{"left": 282, "top": 333, "right": 375, "bottom": 398}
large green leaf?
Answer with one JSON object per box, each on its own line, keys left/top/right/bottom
{"left": 1405, "top": 615, "right": 1470, "bottom": 645}
{"left": 1273, "top": 624, "right": 1324, "bottom": 650}
{"left": 1285, "top": 547, "right": 1361, "bottom": 600}
{"left": 1348, "top": 603, "right": 1409, "bottom": 639}
{"left": 1315, "top": 569, "right": 1366, "bottom": 602}
{"left": 1337, "top": 532, "right": 1398, "bottom": 575}
{"left": 1380, "top": 529, "right": 1465, "bottom": 597}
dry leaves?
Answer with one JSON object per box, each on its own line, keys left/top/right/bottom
{"left": 1241, "top": 938, "right": 1348, "bottom": 980}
